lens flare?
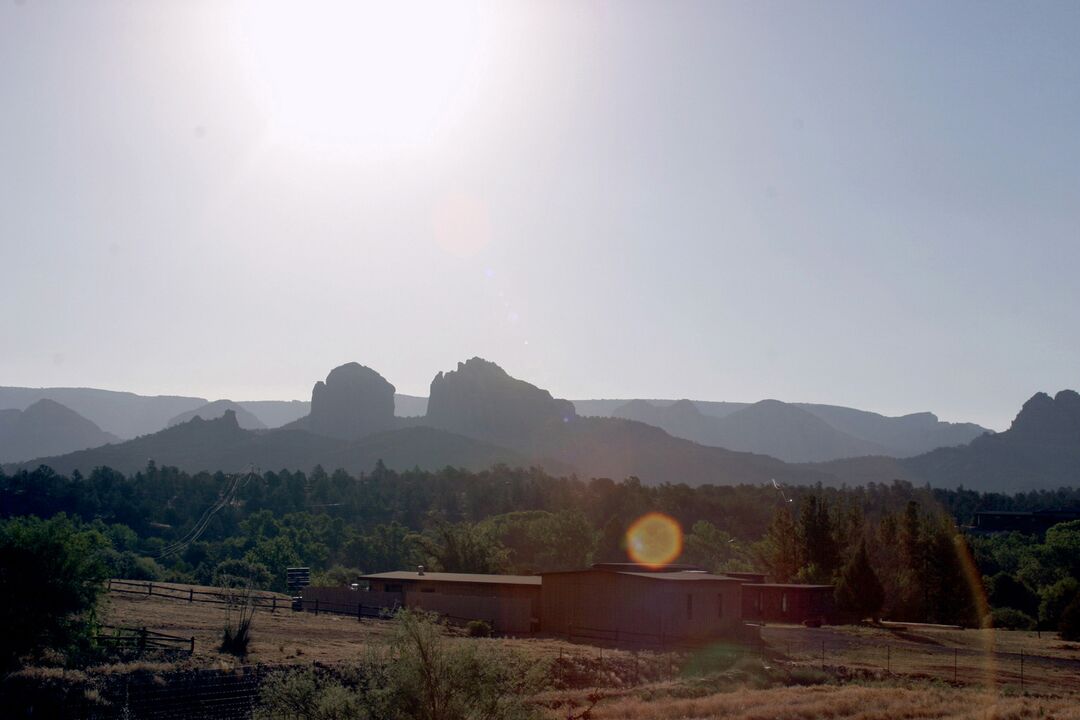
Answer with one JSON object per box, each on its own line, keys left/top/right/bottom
{"left": 625, "top": 512, "right": 683, "bottom": 568}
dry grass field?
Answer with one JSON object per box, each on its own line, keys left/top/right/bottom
{"left": 573, "top": 684, "right": 1080, "bottom": 720}
{"left": 98, "top": 583, "right": 1080, "bottom": 719}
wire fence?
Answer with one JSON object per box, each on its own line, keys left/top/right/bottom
{"left": 105, "top": 581, "right": 1080, "bottom": 695}
{"left": 762, "top": 630, "right": 1080, "bottom": 693}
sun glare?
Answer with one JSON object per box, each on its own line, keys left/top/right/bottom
{"left": 229, "top": 0, "right": 492, "bottom": 152}
{"left": 626, "top": 512, "right": 684, "bottom": 568}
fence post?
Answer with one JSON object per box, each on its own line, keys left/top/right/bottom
{"left": 138, "top": 628, "right": 147, "bottom": 652}
{"left": 189, "top": 587, "right": 194, "bottom": 603}
{"left": 272, "top": 596, "right": 276, "bottom": 613}
{"left": 315, "top": 599, "right": 319, "bottom": 616}
{"left": 148, "top": 582, "right": 153, "bottom": 597}
{"left": 190, "top": 636, "right": 195, "bottom": 654}
{"left": 358, "top": 603, "right": 363, "bottom": 622}
{"left": 107, "top": 578, "right": 112, "bottom": 591}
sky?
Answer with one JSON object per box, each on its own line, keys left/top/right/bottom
{"left": 2, "top": 0, "right": 1079, "bottom": 431}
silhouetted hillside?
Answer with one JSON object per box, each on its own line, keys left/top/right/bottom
{"left": 5, "top": 411, "right": 540, "bottom": 477}
{"left": 168, "top": 400, "right": 267, "bottom": 430}
{"left": 0, "top": 386, "right": 205, "bottom": 439}
{"left": 286, "top": 363, "right": 398, "bottom": 440}
{"left": 422, "top": 359, "right": 830, "bottom": 485}
{"left": 426, "top": 358, "right": 576, "bottom": 449}
{"left": 0, "top": 399, "right": 119, "bottom": 463}
{"left": 236, "top": 400, "right": 310, "bottom": 428}
{"left": 577, "top": 396, "right": 988, "bottom": 460}
{"left": 612, "top": 398, "right": 885, "bottom": 462}
{"left": 808, "top": 391, "right": 1080, "bottom": 491}
{"left": 899, "top": 390, "right": 1080, "bottom": 491}
{"left": 530, "top": 415, "right": 832, "bottom": 486}
{"left": 792, "top": 403, "right": 987, "bottom": 456}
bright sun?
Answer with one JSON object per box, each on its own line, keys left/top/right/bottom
{"left": 229, "top": 1, "right": 492, "bottom": 152}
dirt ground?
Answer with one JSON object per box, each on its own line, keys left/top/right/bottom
{"left": 762, "top": 622, "right": 1080, "bottom": 696}
{"left": 100, "top": 582, "right": 1080, "bottom": 712}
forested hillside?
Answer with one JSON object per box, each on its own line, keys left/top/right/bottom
{"left": 3, "top": 462, "right": 1079, "bottom": 629}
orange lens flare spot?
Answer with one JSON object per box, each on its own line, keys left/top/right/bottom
{"left": 625, "top": 512, "right": 683, "bottom": 568}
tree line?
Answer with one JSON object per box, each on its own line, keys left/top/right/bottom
{"left": 1, "top": 460, "right": 1079, "bottom": 663}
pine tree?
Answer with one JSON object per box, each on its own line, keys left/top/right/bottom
{"left": 834, "top": 540, "right": 885, "bottom": 622}
{"left": 797, "top": 494, "right": 838, "bottom": 582}
{"left": 758, "top": 506, "right": 799, "bottom": 581}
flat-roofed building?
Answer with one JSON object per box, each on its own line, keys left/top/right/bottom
{"left": 360, "top": 568, "right": 542, "bottom": 634}
{"left": 540, "top": 564, "right": 746, "bottom": 645}
{"left": 740, "top": 583, "right": 836, "bottom": 625}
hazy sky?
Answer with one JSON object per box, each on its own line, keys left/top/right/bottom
{"left": 2, "top": 0, "right": 1079, "bottom": 430}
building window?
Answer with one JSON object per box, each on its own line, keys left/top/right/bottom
{"left": 781, "top": 592, "right": 788, "bottom": 613}
{"left": 717, "top": 594, "right": 724, "bottom": 619}
{"left": 385, "top": 583, "right": 403, "bottom": 593}
{"left": 686, "top": 594, "right": 693, "bottom": 620}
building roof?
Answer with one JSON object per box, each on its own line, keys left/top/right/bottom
{"left": 360, "top": 571, "right": 541, "bottom": 586}
{"left": 590, "top": 562, "right": 706, "bottom": 573}
{"left": 742, "top": 583, "right": 834, "bottom": 590}
{"left": 617, "top": 570, "right": 742, "bottom": 582}
{"left": 541, "top": 567, "right": 740, "bottom": 582}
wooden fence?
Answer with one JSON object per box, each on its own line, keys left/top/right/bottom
{"left": 107, "top": 579, "right": 291, "bottom": 612}
{"left": 95, "top": 625, "right": 194, "bottom": 655}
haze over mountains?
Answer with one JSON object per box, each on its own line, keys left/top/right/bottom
{"left": 0, "top": 379, "right": 987, "bottom": 464}
{"left": 0, "top": 399, "right": 119, "bottom": 463}
{"left": 602, "top": 398, "right": 986, "bottom": 462}
{"left": 3, "top": 358, "right": 1076, "bottom": 493}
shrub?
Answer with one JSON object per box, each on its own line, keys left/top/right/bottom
{"left": 213, "top": 559, "right": 272, "bottom": 590}
{"left": 984, "top": 607, "right": 1036, "bottom": 630}
{"left": 466, "top": 620, "right": 492, "bottom": 638}
{"left": 1039, "top": 578, "right": 1079, "bottom": 630}
{"left": 1060, "top": 592, "right": 1080, "bottom": 641}
{"left": 310, "top": 566, "right": 363, "bottom": 588}
{"left": 256, "top": 611, "right": 545, "bottom": 720}
{"left": 218, "top": 584, "right": 257, "bottom": 658}
{"left": 256, "top": 669, "right": 364, "bottom": 720}
{"left": 383, "top": 610, "right": 544, "bottom": 720}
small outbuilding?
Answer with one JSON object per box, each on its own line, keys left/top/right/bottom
{"left": 541, "top": 564, "right": 746, "bottom": 645}
{"left": 740, "top": 583, "right": 836, "bottom": 625}
{"left": 360, "top": 568, "right": 542, "bottom": 634}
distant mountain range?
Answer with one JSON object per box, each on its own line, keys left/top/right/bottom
{"left": 3, "top": 365, "right": 1076, "bottom": 492}
{"left": 812, "top": 390, "right": 1080, "bottom": 491}
{"left": 0, "top": 399, "right": 119, "bottom": 463}
{"left": 598, "top": 397, "right": 986, "bottom": 462}
{"left": 0, "top": 387, "right": 426, "bottom": 439}
{"left": 167, "top": 400, "right": 267, "bottom": 430}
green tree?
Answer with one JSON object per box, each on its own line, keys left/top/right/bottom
{"left": 0, "top": 515, "right": 109, "bottom": 669}
{"left": 796, "top": 495, "right": 838, "bottom": 582}
{"left": 834, "top": 541, "right": 884, "bottom": 622}
{"left": 1059, "top": 592, "right": 1080, "bottom": 641}
{"left": 1039, "top": 578, "right": 1080, "bottom": 630}
{"left": 683, "top": 521, "right": 748, "bottom": 573}
{"left": 408, "top": 521, "right": 509, "bottom": 574}
{"left": 757, "top": 506, "right": 799, "bottom": 581}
